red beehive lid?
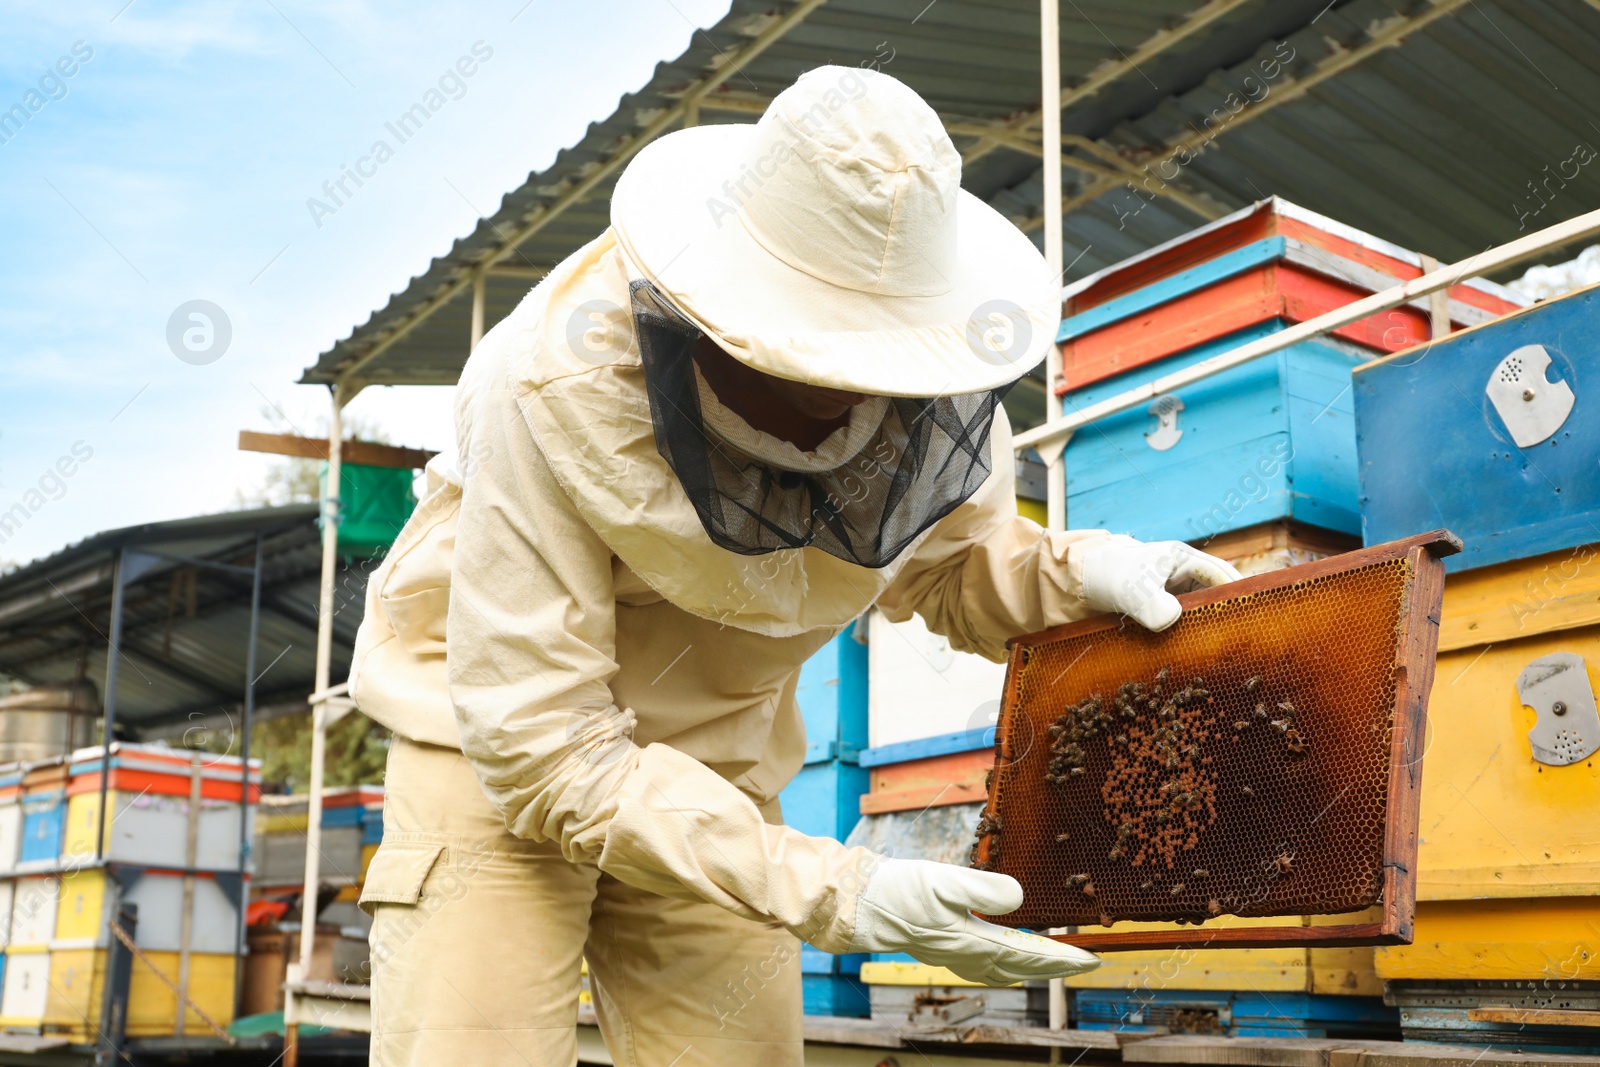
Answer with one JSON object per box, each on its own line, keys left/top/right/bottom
{"left": 1058, "top": 198, "right": 1527, "bottom": 394}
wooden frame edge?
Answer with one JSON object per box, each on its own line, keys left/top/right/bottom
{"left": 1047, "top": 922, "right": 1402, "bottom": 952}
{"left": 1004, "top": 530, "right": 1462, "bottom": 653}
{"left": 977, "top": 530, "right": 1460, "bottom": 950}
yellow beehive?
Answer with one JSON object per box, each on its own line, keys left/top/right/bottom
{"left": 860, "top": 910, "right": 1382, "bottom": 994}
{"left": 1367, "top": 544, "right": 1600, "bottom": 980}
{"left": 44, "top": 948, "right": 236, "bottom": 1040}
{"left": 1376, "top": 897, "right": 1600, "bottom": 980}
{"left": 1417, "top": 547, "right": 1600, "bottom": 902}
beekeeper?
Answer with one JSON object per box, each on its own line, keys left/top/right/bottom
{"left": 349, "top": 66, "right": 1240, "bottom": 1067}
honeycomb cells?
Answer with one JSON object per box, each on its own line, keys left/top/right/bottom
{"left": 976, "top": 556, "right": 1412, "bottom": 929}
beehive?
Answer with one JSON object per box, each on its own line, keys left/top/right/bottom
{"left": 1355, "top": 283, "right": 1597, "bottom": 572}
{"left": 973, "top": 532, "right": 1455, "bottom": 949}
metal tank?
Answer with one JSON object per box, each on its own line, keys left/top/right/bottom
{"left": 0, "top": 683, "right": 100, "bottom": 763}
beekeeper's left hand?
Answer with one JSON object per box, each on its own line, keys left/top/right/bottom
{"left": 1080, "top": 535, "right": 1242, "bottom": 632}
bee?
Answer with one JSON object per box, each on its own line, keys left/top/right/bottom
{"left": 1278, "top": 701, "right": 1296, "bottom": 717}
{"left": 1241, "top": 785, "right": 1256, "bottom": 797}
{"left": 1069, "top": 767, "right": 1085, "bottom": 777}
{"left": 1115, "top": 734, "right": 1128, "bottom": 746}
{"left": 1254, "top": 703, "right": 1269, "bottom": 719}
{"left": 1274, "top": 853, "right": 1295, "bottom": 875}
{"left": 1244, "top": 675, "right": 1261, "bottom": 692}
{"left": 1169, "top": 882, "right": 1185, "bottom": 895}
{"left": 1193, "top": 868, "right": 1209, "bottom": 878}
{"left": 1108, "top": 846, "right": 1123, "bottom": 860}
{"left": 1099, "top": 912, "right": 1114, "bottom": 927}
{"left": 1192, "top": 687, "right": 1210, "bottom": 701}
{"left": 983, "top": 770, "right": 994, "bottom": 791}
{"left": 1270, "top": 719, "right": 1291, "bottom": 733}
{"left": 1082, "top": 881, "right": 1096, "bottom": 897}
{"left": 1234, "top": 721, "right": 1250, "bottom": 730}
{"left": 1155, "top": 666, "right": 1170, "bottom": 685}
{"left": 1055, "top": 832, "right": 1071, "bottom": 843}
{"left": 1207, "top": 898, "right": 1224, "bottom": 917}
{"left": 1140, "top": 880, "right": 1154, "bottom": 890}
{"left": 1069, "top": 872, "right": 1090, "bottom": 886}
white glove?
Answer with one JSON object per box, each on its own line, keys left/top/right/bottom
{"left": 1081, "top": 535, "right": 1242, "bottom": 632}
{"left": 847, "top": 858, "right": 1099, "bottom": 986}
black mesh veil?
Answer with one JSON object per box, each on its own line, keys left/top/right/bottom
{"left": 631, "top": 279, "right": 1012, "bottom": 569}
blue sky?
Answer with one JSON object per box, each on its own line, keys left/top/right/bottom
{"left": 0, "top": 0, "right": 728, "bottom": 567}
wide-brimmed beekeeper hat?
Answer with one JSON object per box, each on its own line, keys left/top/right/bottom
{"left": 610, "top": 65, "right": 1059, "bottom": 399}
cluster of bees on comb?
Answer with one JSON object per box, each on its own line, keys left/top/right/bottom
{"left": 1048, "top": 668, "right": 1222, "bottom": 871}
{"left": 1033, "top": 667, "right": 1313, "bottom": 916}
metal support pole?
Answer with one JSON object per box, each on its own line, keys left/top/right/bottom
{"left": 287, "top": 383, "right": 347, "bottom": 1067}
{"left": 236, "top": 531, "right": 263, "bottom": 1017}
{"left": 1040, "top": 0, "right": 1067, "bottom": 536}
{"left": 97, "top": 900, "right": 137, "bottom": 1066}
{"left": 95, "top": 548, "right": 127, "bottom": 864}
{"left": 1041, "top": 0, "right": 1070, "bottom": 1033}
{"left": 470, "top": 268, "right": 487, "bottom": 351}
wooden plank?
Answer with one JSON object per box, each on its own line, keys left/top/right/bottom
{"left": 1375, "top": 898, "right": 1600, "bottom": 980}
{"left": 1059, "top": 239, "right": 1287, "bottom": 341}
{"left": 1437, "top": 544, "right": 1600, "bottom": 652}
{"left": 1048, "top": 922, "right": 1395, "bottom": 952}
{"left": 1124, "top": 1035, "right": 1600, "bottom": 1066}
{"left": 1468, "top": 1007, "right": 1600, "bottom": 1028}
{"left": 1067, "top": 206, "right": 1276, "bottom": 313}
{"left": 1006, "top": 531, "right": 1461, "bottom": 652}
{"left": 1062, "top": 270, "right": 1282, "bottom": 389}
{"left": 237, "top": 431, "right": 437, "bottom": 470}
{"left": 1380, "top": 541, "right": 1451, "bottom": 945}
{"left": 1124, "top": 1035, "right": 1364, "bottom": 1065}
{"left": 1274, "top": 265, "right": 1432, "bottom": 352}
{"left": 862, "top": 748, "right": 992, "bottom": 812}
{"left": 859, "top": 782, "right": 985, "bottom": 814}
{"left": 1276, "top": 217, "right": 1523, "bottom": 318}
{"left": 859, "top": 728, "right": 992, "bottom": 767}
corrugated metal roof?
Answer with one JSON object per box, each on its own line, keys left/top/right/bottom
{"left": 0, "top": 507, "right": 370, "bottom": 733}
{"left": 299, "top": 0, "right": 1600, "bottom": 414}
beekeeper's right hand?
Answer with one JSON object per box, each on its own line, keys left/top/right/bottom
{"left": 844, "top": 858, "right": 1100, "bottom": 986}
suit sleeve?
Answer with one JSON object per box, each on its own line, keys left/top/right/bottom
{"left": 445, "top": 370, "right": 873, "bottom": 952}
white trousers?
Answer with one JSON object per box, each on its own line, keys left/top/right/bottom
{"left": 363, "top": 738, "right": 804, "bottom": 1067}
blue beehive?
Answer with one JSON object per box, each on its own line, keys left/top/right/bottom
{"left": 800, "top": 948, "right": 870, "bottom": 1018}
{"left": 1074, "top": 989, "right": 1397, "bottom": 1039}
{"left": 18, "top": 792, "right": 64, "bottom": 866}
{"left": 1054, "top": 201, "right": 1525, "bottom": 543}
{"left": 1354, "top": 284, "right": 1599, "bottom": 571}
{"left": 795, "top": 621, "right": 867, "bottom": 763}
{"left": 781, "top": 622, "right": 869, "bottom": 841}
{"left": 1063, "top": 320, "right": 1367, "bottom": 543}
{"left": 783, "top": 624, "right": 871, "bottom": 1014}
{"left": 780, "top": 761, "right": 869, "bottom": 842}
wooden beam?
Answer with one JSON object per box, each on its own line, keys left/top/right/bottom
{"left": 1468, "top": 1007, "right": 1600, "bottom": 1028}
{"left": 1018, "top": 0, "right": 1473, "bottom": 233}
{"left": 237, "top": 431, "right": 436, "bottom": 470}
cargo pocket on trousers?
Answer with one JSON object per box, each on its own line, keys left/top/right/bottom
{"left": 359, "top": 842, "right": 446, "bottom": 916}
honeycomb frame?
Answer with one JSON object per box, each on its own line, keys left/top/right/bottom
{"left": 972, "top": 531, "right": 1459, "bottom": 952}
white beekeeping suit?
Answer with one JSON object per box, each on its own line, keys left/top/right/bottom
{"left": 350, "top": 66, "right": 1239, "bottom": 1067}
